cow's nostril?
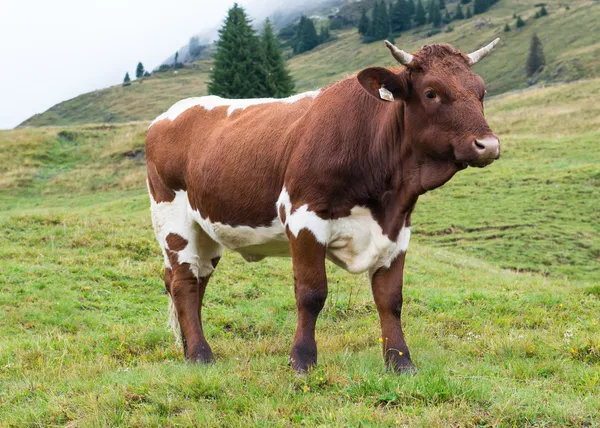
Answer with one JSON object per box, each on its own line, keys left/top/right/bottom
{"left": 474, "top": 140, "right": 485, "bottom": 151}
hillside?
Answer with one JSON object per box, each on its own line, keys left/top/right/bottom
{"left": 20, "top": 0, "right": 599, "bottom": 127}
{"left": 1, "top": 80, "right": 599, "bottom": 425}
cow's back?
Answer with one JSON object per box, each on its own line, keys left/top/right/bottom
{"left": 146, "top": 93, "right": 319, "bottom": 227}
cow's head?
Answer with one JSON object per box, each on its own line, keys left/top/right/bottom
{"left": 358, "top": 40, "right": 501, "bottom": 183}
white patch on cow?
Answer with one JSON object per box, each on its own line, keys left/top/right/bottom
{"left": 147, "top": 184, "right": 223, "bottom": 279}
{"left": 226, "top": 91, "right": 321, "bottom": 116}
{"left": 149, "top": 91, "right": 321, "bottom": 128}
{"left": 276, "top": 187, "right": 410, "bottom": 274}
{"left": 189, "top": 210, "right": 289, "bottom": 259}
{"left": 277, "top": 187, "right": 329, "bottom": 245}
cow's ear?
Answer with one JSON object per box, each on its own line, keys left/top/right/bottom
{"left": 357, "top": 67, "right": 409, "bottom": 102}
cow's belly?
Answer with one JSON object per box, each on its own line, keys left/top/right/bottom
{"left": 190, "top": 212, "right": 290, "bottom": 260}
{"left": 190, "top": 189, "right": 410, "bottom": 274}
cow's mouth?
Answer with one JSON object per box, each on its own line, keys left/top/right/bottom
{"left": 468, "top": 157, "right": 496, "bottom": 168}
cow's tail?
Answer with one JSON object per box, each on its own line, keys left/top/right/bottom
{"left": 167, "top": 296, "right": 182, "bottom": 347}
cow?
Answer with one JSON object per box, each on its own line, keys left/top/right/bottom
{"left": 145, "top": 39, "right": 501, "bottom": 374}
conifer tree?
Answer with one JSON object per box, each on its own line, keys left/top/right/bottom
{"left": 461, "top": 0, "right": 470, "bottom": 3}
{"left": 526, "top": 33, "right": 545, "bottom": 76}
{"left": 391, "top": 0, "right": 411, "bottom": 32}
{"left": 415, "top": 0, "right": 427, "bottom": 26}
{"left": 136, "top": 62, "right": 145, "bottom": 79}
{"left": 365, "top": 1, "right": 391, "bottom": 42}
{"left": 358, "top": 8, "right": 370, "bottom": 35}
{"left": 466, "top": 7, "right": 473, "bottom": 18}
{"left": 407, "top": 0, "right": 415, "bottom": 18}
{"left": 539, "top": 6, "right": 548, "bottom": 17}
{"left": 504, "top": 23, "right": 510, "bottom": 32}
{"left": 438, "top": 0, "right": 445, "bottom": 9}
{"left": 443, "top": 10, "right": 452, "bottom": 24}
{"left": 516, "top": 15, "right": 525, "bottom": 28}
{"left": 390, "top": 0, "right": 402, "bottom": 32}
{"left": 294, "top": 15, "right": 320, "bottom": 54}
{"left": 455, "top": 4, "right": 464, "bottom": 19}
{"left": 123, "top": 72, "right": 131, "bottom": 86}
{"left": 431, "top": 2, "right": 442, "bottom": 27}
{"left": 473, "top": 0, "right": 488, "bottom": 14}
{"left": 208, "top": 3, "right": 267, "bottom": 98}
{"left": 261, "top": 19, "right": 295, "bottom": 98}
{"left": 428, "top": 0, "right": 437, "bottom": 23}
{"left": 319, "top": 24, "right": 331, "bottom": 44}
{"left": 174, "top": 52, "right": 179, "bottom": 65}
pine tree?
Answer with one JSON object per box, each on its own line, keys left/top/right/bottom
{"left": 428, "top": 0, "right": 437, "bottom": 23}
{"left": 539, "top": 6, "right": 548, "bottom": 17}
{"left": 123, "top": 72, "right": 131, "bottom": 87}
{"left": 455, "top": 4, "right": 464, "bottom": 19}
{"left": 431, "top": 3, "right": 442, "bottom": 27}
{"left": 319, "top": 24, "right": 331, "bottom": 44}
{"left": 466, "top": 7, "right": 473, "bottom": 18}
{"left": 261, "top": 19, "right": 295, "bottom": 98}
{"left": 174, "top": 52, "right": 179, "bottom": 65}
{"left": 294, "top": 16, "right": 320, "bottom": 54}
{"left": 415, "top": 0, "right": 427, "bottom": 26}
{"left": 407, "top": 0, "right": 415, "bottom": 18}
{"left": 358, "top": 8, "right": 370, "bottom": 35}
{"left": 473, "top": 0, "right": 488, "bottom": 14}
{"left": 438, "top": 0, "right": 445, "bottom": 9}
{"left": 516, "top": 15, "right": 525, "bottom": 28}
{"left": 461, "top": 0, "right": 470, "bottom": 4}
{"left": 390, "top": 0, "right": 403, "bottom": 32}
{"left": 365, "top": 1, "right": 391, "bottom": 42}
{"left": 443, "top": 10, "right": 452, "bottom": 24}
{"left": 208, "top": 3, "right": 267, "bottom": 98}
{"left": 136, "top": 62, "right": 145, "bottom": 79}
{"left": 504, "top": 23, "right": 510, "bottom": 32}
{"left": 526, "top": 34, "right": 545, "bottom": 76}
{"left": 391, "top": 0, "right": 411, "bottom": 32}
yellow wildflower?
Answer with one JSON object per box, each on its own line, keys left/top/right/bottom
{"left": 378, "top": 337, "right": 383, "bottom": 343}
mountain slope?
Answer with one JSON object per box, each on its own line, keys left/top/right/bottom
{"left": 20, "top": 0, "right": 599, "bottom": 127}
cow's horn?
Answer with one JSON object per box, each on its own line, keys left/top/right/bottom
{"left": 468, "top": 38, "right": 500, "bottom": 65}
{"left": 384, "top": 40, "right": 414, "bottom": 66}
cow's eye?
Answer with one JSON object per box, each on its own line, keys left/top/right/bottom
{"left": 425, "top": 90, "right": 436, "bottom": 99}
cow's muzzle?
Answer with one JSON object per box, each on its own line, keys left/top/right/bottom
{"left": 470, "top": 137, "right": 500, "bottom": 167}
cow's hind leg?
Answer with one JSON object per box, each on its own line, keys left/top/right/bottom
{"left": 166, "top": 245, "right": 221, "bottom": 363}
{"left": 148, "top": 176, "right": 223, "bottom": 362}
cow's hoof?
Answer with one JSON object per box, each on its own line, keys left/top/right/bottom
{"left": 187, "top": 343, "right": 215, "bottom": 364}
{"left": 289, "top": 346, "right": 317, "bottom": 374}
{"left": 385, "top": 350, "right": 416, "bottom": 374}
{"left": 388, "top": 361, "right": 417, "bottom": 375}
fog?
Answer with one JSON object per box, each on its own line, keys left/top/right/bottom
{"left": 0, "top": 0, "right": 337, "bottom": 129}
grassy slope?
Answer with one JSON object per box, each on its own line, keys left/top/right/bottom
{"left": 20, "top": 0, "right": 600, "bottom": 127}
{"left": 1, "top": 80, "right": 599, "bottom": 425}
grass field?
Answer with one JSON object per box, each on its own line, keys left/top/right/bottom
{"left": 20, "top": 0, "right": 600, "bottom": 127}
{"left": 1, "top": 80, "right": 599, "bottom": 425}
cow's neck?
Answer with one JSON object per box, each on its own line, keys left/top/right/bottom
{"left": 364, "top": 94, "right": 459, "bottom": 240}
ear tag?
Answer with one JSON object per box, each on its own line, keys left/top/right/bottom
{"left": 379, "top": 86, "right": 394, "bottom": 102}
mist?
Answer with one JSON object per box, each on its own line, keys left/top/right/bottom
{"left": 0, "top": 0, "right": 340, "bottom": 130}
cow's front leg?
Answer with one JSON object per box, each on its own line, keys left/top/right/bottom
{"left": 371, "top": 254, "right": 416, "bottom": 373}
{"left": 287, "top": 229, "right": 328, "bottom": 373}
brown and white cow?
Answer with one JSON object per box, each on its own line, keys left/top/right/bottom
{"left": 146, "top": 40, "right": 501, "bottom": 373}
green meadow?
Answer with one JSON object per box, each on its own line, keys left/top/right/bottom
{"left": 1, "top": 79, "right": 599, "bottom": 425}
